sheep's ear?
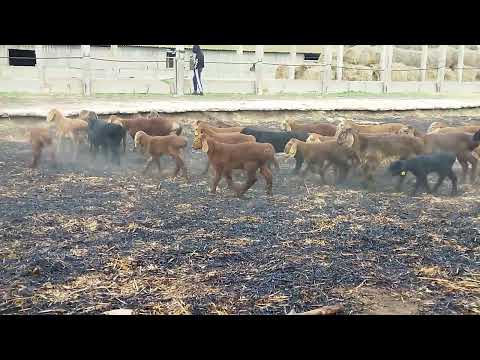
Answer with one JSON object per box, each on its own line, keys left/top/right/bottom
{"left": 288, "top": 141, "right": 297, "bottom": 157}
{"left": 201, "top": 138, "right": 209, "bottom": 153}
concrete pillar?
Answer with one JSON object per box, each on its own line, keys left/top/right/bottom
{"left": 322, "top": 45, "right": 332, "bottom": 95}
{"left": 380, "top": 45, "right": 387, "bottom": 83}
{"left": 237, "top": 45, "right": 243, "bottom": 55}
{"left": 289, "top": 45, "right": 296, "bottom": 80}
{"left": 111, "top": 45, "right": 118, "bottom": 79}
{"left": 175, "top": 45, "right": 185, "bottom": 96}
{"left": 35, "top": 45, "right": 47, "bottom": 89}
{"left": 457, "top": 45, "right": 465, "bottom": 83}
{"left": 336, "top": 45, "right": 344, "bottom": 81}
{"left": 385, "top": 45, "right": 393, "bottom": 92}
{"left": 255, "top": 45, "right": 264, "bottom": 95}
{"left": 81, "top": 45, "right": 91, "bottom": 96}
{"left": 436, "top": 45, "right": 447, "bottom": 92}
{"left": 420, "top": 45, "right": 428, "bottom": 82}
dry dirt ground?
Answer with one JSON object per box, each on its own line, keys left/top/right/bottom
{"left": 1, "top": 109, "right": 480, "bottom": 315}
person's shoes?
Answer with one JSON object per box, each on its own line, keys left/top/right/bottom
{"left": 199, "top": 92, "right": 204, "bottom": 96}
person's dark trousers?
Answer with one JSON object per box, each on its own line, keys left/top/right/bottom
{"left": 193, "top": 67, "right": 204, "bottom": 95}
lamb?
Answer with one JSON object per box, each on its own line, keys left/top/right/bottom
{"left": 46, "top": 108, "right": 88, "bottom": 159}
{"left": 192, "top": 132, "right": 275, "bottom": 197}
{"left": 120, "top": 114, "right": 183, "bottom": 149}
{"left": 86, "top": 114, "right": 124, "bottom": 165}
{"left": 134, "top": 131, "right": 188, "bottom": 179}
{"left": 389, "top": 152, "right": 458, "bottom": 196}
{"left": 335, "top": 119, "right": 406, "bottom": 138}
{"left": 284, "top": 138, "right": 359, "bottom": 184}
{"left": 29, "top": 128, "right": 56, "bottom": 169}
{"left": 336, "top": 127, "right": 425, "bottom": 188}
{"left": 192, "top": 127, "right": 258, "bottom": 175}
{"left": 281, "top": 119, "right": 337, "bottom": 136}
{"left": 400, "top": 126, "right": 480, "bottom": 183}
{"left": 240, "top": 127, "right": 310, "bottom": 174}
{"left": 107, "top": 115, "right": 128, "bottom": 153}
{"left": 194, "top": 120, "right": 244, "bottom": 133}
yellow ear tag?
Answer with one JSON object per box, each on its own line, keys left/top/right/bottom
{"left": 400, "top": 171, "right": 407, "bottom": 176}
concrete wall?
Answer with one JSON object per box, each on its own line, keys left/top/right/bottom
{"left": 1, "top": 45, "right": 480, "bottom": 95}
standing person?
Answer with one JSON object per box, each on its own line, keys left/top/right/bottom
{"left": 192, "top": 45, "right": 204, "bottom": 95}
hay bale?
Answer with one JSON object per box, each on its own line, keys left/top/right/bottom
{"left": 393, "top": 48, "right": 422, "bottom": 67}
{"left": 343, "top": 64, "right": 374, "bottom": 81}
{"left": 294, "top": 65, "right": 325, "bottom": 80}
{"left": 391, "top": 62, "right": 420, "bottom": 81}
{"left": 275, "top": 65, "right": 289, "bottom": 79}
{"left": 463, "top": 49, "right": 480, "bottom": 67}
{"left": 343, "top": 46, "right": 380, "bottom": 66}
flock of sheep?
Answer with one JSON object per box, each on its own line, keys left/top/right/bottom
{"left": 28, "top": 109, "right": 480, "bottom": 197}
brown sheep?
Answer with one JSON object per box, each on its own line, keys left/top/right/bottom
{"left": 306, "top": 133, "right": 335, "bottom": 143}
{"left": 46, "top": 108, "right": 88, "bottom": 159}
{"left": 120, "top": 114, "right": 183, "bottom": 150}
{"left": 400, "top": 125, "right": 480, "bottom": 183}
{"left": 336, "top": 128, "right": 425, "bottom": 188}
{"left": 335, "top": 119, "right": 406, "bottom": 138}
{"left": 282, "top": 119, "right": 337, "bottom": 136}
{"left": 134, "top": 131, "right": 188, "bottom": 180}
{"left": 29, "top": 128, "right": 56, "bottom": 168}
{"left": 192, "top": 132, "right": 275, "bottom": 197}
{"left": 194, "top": 120, "right": 244, "bottom": 134}
{"left": 427, "top": 121, "right": 480, "bottom": 135}
{"left": 284, "top": 138, "right": 360, "bottom": 184}
{"left": 108, "top": 115, "right": 128, "bottom": 153}
{"left": 193, "top": 126, "right": 258, "bottom": 175}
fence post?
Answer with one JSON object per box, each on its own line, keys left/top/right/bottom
{"left": 35, "top": 45, "right": 47, "bottom": 91}
{"left": 420, "top": 45, "right": 428, "bottom": 82}
{"left": 289, "top": 45, "right": 296, "bottom": 80}
{"left": 175, "top": 45, "right": 185, "bottom": 96}
{"left": 457, "top": 45, "right": 465, "bottom": 83}
{"left": 380, "top": 45, "right": 387, "bottom": 91}
{"left": 322, "top": 45, "right": 332, "bottom": 95}
{"left": 110, "top": 45, "right": 118, "bottom": 79}
{"left": 385, "top": 45, "right": 393, "bottom": 93}
{"left": 436, "top": 45, "right": 447, "bottom": 92}
{"left": 81, "top": 45, "right": 91, "bottom": 96}
{"left": 336, "top": 45, "right": 344, "bottom": 81}
{"left": 255, "top": 45, "right": 264, "bottom": 95}
{"left": 237, "top": 45, "right": 243, "bottom": 55}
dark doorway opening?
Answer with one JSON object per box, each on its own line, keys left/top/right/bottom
{"left": 9, "top": 49, "right": 36, "bottom": 66}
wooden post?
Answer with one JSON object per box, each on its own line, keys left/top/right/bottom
{"left": 81, "top": 45, "right": 91, "bottom": 96}
{"left": 175, "top": 45, "right": 185, "bottom": 96}
{"left": 237, "top": 45, "right": 243, "bottom": 55}
{"left": 255, "top": 45, "right": 264, "bottom": 95}
{"left": 110, "top": 45, "right": 118, "bottom": 79}
{"left": 420, "top": 45, "right": 428, "bottom": 82}
{"left": 289, "top": 45, "right": 296, "bottom": 80}
{"left": 336, "top": 45, "right": 344, "bottom": 81}
{"left": 322, "top": 45, "right": 332, "bottom": 95}
{"left": 457, "top": 45, "right": 465, "bottom": 83}
{"left": 436, "top": 45, "right": 447, "bottom": 92}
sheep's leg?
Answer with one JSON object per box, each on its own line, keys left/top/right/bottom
{"left": 293, "top": 153, "right": 304, "bottom": 174}
{"left": 259, "top": 165, "right": 273, "bottom": 196}
{"left": 201, "top": 160, "right": 211, "bottom": 175}
{"left": 154, "top": 157, "right": 162, "bottom": 174}
{"left": 48, "top": 145, "right": 57, "bottom": 168}
{"left": 431, "top": 174, "right": 446, "bottom": 194}
{"left": 447, "top": 169, "right": 458, "bottom": 196}
{"left": 111, "top": 144, "right": 121, "bottom": 166}
{"left": 171, "top": 154, "right": 186, "bottom": 179}
{"left": 30, "top": 145, "right": 42, "bottom": 169}
{"left": 462, "top": 152, "right": 478, "bottom": 184}
{"left": 395, "top": 175, "right": 406, "bottom": 192}
{"left": 211, "top": 167, "right": 222, "bottom": 194}
{"left": 123, "top": 133, "right": 127, "bottom": 154}
{"left": 411, "top": 173, "right": 427, "bottom": 196}
{"left": 456, "top": 153, "right": 469, "bottom": 183}
{"left": 336, "top": 165, "right": 349, "bottom": 184}
{"left": 223, "top": 169, "right": 239, "bottom": 193}
{"left": 239, "top": 167, "right": 258, "bottom": 196}
{"left": 142, "top": 157, "right": 154, "bottom": 175}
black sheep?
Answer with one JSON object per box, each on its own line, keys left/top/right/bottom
{"left": 240, "top": 128, "right": 309, "bottom": 173}
{"left": 389, "top": 152, "right": 458, "bottom": 196}
{"left": 87, "top": 114, "right": 124, "bottom": 165}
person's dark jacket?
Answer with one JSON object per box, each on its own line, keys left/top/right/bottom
{"left": 192, "top": 45, "right": 204, "bottom": 70}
